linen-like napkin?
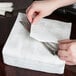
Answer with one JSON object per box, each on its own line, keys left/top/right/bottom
{"left": 73, "top": 4, "right": 76, "bottom": 9}
{"left": 30, "top": 19, "right": 72, "bottom": 43}
{"left": 2, "top": 13, "right": 71, "bottom": 74}
{"left": 0, "top": 2, "right": 13, "bottom": 15}
{"left": 0, "top": 2, "right": 13, "bottom": 7}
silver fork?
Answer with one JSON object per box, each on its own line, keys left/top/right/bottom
{"left": 42, "top": 42, "right": 58, "bottom": 55}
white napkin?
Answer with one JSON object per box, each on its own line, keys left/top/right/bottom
{"left": 0, "top": 10, "right": 6, "bottom": 15}
{"left": 0, "top": 2, "right": 13, "bottom": 7}
{"left": 2, "top": 12, "right": 71, "bottom": 74}
{"left": 0, "top": 2, "right": 13, "bottom": 15}
{"left": 73, "top": 4, "right": 76, "bottom": 9}
{"left": 30, "top": 19, "right": 71, "bottom": 43}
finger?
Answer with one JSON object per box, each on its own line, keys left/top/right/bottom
{"left": 32, "top": 13, "right": 43, "bottom": 24}
{"left": 59, "top": 43, "right": 70, "bottom": 50}
{"left": 59, "top": 39, "right": 76, "bottom": 44}
{"left": 59, "top": 55, "right": 73, "bottom": 65}
{"left": 66, "top": 61, "right": 74, "bottom": 65}
{"left": 58, "top": 50, "right": 75, "bottom": 65}
{"left": 59, "top": 39, "right": 72, "bottom": 44}
{"left": 26, "top": 7, "right": 36, "bottom": 23}
{"left": 59, "top": 55, "right": 72, "bottom": 62}
{"left": 58, "top": 50, "right": 70, "bottom": 57}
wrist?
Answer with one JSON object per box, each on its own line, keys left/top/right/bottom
{"left": 49, "top": 0, "right": 76, "bottom": 9}
{"left": 48, "top": 0, "right": 61, "bottom": 11}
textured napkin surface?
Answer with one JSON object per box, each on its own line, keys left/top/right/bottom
{"left": 2, "top": 13, "right": 72, "bottom": 74}
{"left": 30, "top": 18, "right": 71, "bottom": 43}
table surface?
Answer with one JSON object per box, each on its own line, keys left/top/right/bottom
{"left": 0, "top": 10, "right": 76, "bottom": 76}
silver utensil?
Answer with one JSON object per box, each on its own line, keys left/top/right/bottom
{"left": 42, "top": 42, "right": 58, "bottom": 55}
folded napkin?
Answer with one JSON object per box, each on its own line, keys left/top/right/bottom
{"left": 0, "top": 2, "right": 13, "bottom": 15}
{"left": 30, "top": 19, "right": 71, "bottom": 43}
{"left": 2, "top": 13, "right": 72, "bottom": 74}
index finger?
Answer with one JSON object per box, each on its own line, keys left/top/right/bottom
{"left": 26, "top": 7, "right": 35, "bottom": 23}
{"left": 58, "top": 43, "right": 70, "bottom": 50}
{"left": 58, "top": 39, "right": 72, "bottom": 44}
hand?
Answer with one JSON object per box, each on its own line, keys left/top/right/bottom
{"left": 26, "top": 0, "right": 58, "bottom": 24}
{"left": 58, "top": 39, "right": 76, "bottom": 65}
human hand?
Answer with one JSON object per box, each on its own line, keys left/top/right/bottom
{"left": 58, "top": 39, "right": 76, "bottom": 65}
{"left": 26, "top": 0, "right": 58, "bottom": 24}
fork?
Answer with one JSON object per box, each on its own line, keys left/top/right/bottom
{"left": 42, "top": 42, "right": 58, "bottom": 55}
